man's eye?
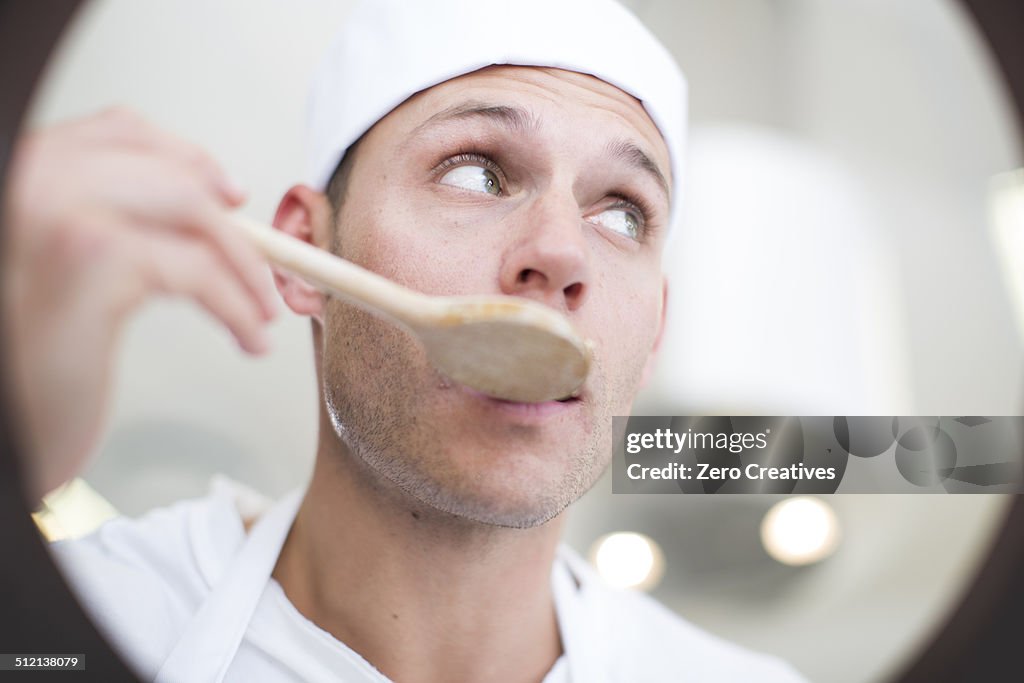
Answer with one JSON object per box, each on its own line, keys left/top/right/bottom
{"left": 439, "top": 165, "right": 502, "bottom": 196}
{"left": 592, "top": 207, "right": 641, "bottom": 240}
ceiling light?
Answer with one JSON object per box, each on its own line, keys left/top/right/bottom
{"left": 589, "top": 531, "right": 665, "bottom": 591}
{"left": 760, "top": 496, "right": 841, "bottom": 566}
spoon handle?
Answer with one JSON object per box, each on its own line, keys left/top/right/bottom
{"left": 231, "top": 213, "right": 432, "bottom": 324}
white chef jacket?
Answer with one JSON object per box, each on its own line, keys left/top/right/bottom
{"left": 48, "top": 478, "right": 807, "bottom": 683}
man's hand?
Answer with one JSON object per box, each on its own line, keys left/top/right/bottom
{"left": 2, "top": 107, "right": 279, "bottom": 503}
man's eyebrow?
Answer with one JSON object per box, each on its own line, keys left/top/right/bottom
{"left": 605, "top": 138, "right": 671, "bottom": 201}
{"left": 409, "top": 101, "right": 539, "bottom": 138}
{"left": 408, "top": 102, "right": 670, "bottom": 200}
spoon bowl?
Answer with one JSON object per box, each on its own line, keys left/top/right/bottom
{"left": 416, "top": 297, "right": 591, "bottom": 402}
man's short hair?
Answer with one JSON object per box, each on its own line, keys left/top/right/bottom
{"left": 323, "top": 138, "right": 363, "bottom": 250}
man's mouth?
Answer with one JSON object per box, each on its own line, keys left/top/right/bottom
{"left": 456, "top": 384, "right": 585, "bottom": 419}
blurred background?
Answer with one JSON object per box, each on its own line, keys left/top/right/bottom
{"left": 21, "top": 1, "right": 1024, "bottom": 682}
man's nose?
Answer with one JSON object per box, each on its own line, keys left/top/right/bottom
{"left": 498, "top": 192, "right": 590, "bottom": 313}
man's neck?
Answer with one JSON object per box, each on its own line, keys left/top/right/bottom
{"left": 271, "top": 429, "right": 564, "bottom": 683}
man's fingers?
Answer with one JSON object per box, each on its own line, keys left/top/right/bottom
{"left": 141, "top": 124, "right": 248, "bottom": 207}
{"left": 27, "top": 109, "right": 276, "bottom": 348}
{"left": 133, "top": 231, "right": 272, "bottom": 355}
{"left": 166, "top": 199, "right": 280, "bottom": 322}
{"left": 161, "top": 139, "right": 247, "bottom": 207}
{"left": 194, "top": 273, "right": 272, "bottom": 355}
{"left": 102, "top": 155, "right": 278, "bottom": 324}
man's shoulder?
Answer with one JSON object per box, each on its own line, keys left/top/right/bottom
{"left": 50, "top": 477, "right": 255, "bottom": 591}
{"left": 47, "top": 478, "right": 259, "bottom": 677}
{"left": 559, "top": 547, "right": 808, "bottom": 683}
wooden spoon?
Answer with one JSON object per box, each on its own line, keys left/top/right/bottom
{"left": 231, "top": 214, "right": 592, "bottom": 403}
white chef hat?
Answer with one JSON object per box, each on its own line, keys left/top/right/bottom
{"left": 306, "top": 0, "right": 688, "bottom": 232}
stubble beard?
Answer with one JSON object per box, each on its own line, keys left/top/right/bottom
{"left": 320, "top": 304, "right": 611, "bottom": 530}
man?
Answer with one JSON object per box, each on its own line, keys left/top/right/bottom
{"left": 4, "top": 0, "right": 807, "bottom": 681}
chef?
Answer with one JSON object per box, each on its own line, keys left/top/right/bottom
{"left": 4, "top": 0, "right": 808, "bottom": 681}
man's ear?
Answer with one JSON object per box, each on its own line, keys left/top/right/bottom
{"left": 639, "top": 277, "right": 668, "bottom": 388}
{"left": 271, "top": 184, "right": 333, "bottom": 324}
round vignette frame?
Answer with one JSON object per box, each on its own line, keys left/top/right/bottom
{"left": 0, "top": 2, "right": 1023, "bottom": 681}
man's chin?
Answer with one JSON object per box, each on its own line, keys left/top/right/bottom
{"left": 413, "top": 488, "right": 571, "bottom": 530}
{"left": 391, "top": 448, "right": 601, "bottom": 530}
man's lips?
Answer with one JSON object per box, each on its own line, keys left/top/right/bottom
{"left": 457, "top": 385, "right": 584, "bottom": 419}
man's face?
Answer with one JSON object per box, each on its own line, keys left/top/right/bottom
{"left": 321, "top": 66, "right": 670, "bottom": 527}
